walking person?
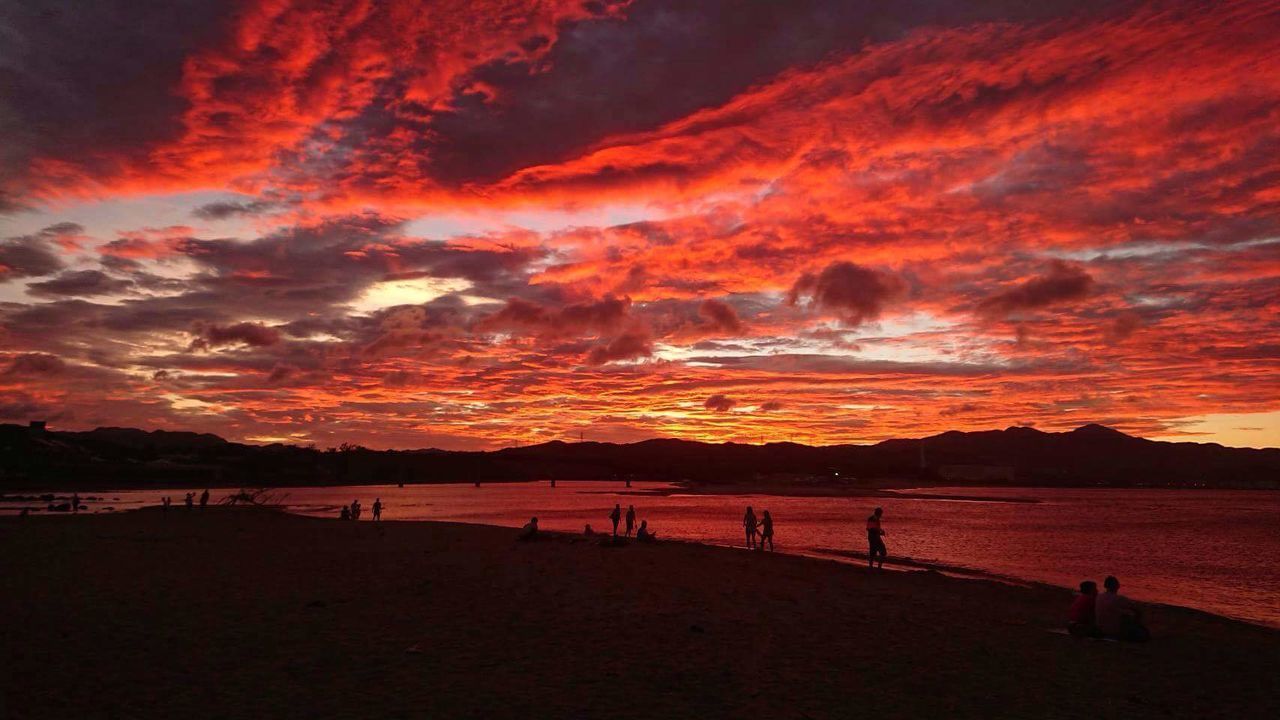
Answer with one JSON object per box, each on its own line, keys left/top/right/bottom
{"left": 372, "top": 498, "right": 382, "bottom": 521}
{"left": 743, "top": 506, "right": 758, "bottom": 549}
{"left": 161, "top": 496, "right": 171, "bottom": 513}
{"left": 866, "top": 507, "right": 887, "bottom": 568}
{"left": 758, "top": 510, "right": 774, "bottom": 551}
{"left": 199, "top": 489, "right": 209, "bottom": 510}
{"left": 609, "top": 504, "right": 622, "bottom": 537}
{"left": 625, "top": 505, "right": 636, "bottom": 537}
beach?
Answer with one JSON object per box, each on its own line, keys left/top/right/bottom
{"left": 3, "top": 508, "right": 1278, "bottom": 719}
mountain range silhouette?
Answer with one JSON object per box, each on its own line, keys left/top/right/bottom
{"left": 2, "top": 422, "right": 1277, "bottom": 490}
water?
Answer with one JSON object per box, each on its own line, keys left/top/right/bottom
{"left": 6, "top": 483, "right": 1279, "bottom": 628}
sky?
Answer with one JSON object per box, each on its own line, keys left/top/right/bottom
{"left": 2, "top": 0, "right": 1279, "bottom": 450}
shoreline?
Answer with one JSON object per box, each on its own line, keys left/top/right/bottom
{"left": 4, "top": 493, "right": 1278, "bottom": 630}
{"left": 5, "top": 507, "right": 1278, "bottom": 719}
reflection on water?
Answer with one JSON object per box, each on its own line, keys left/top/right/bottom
{"left": 5, "top": 482, "right": 1279, "bottom": 628}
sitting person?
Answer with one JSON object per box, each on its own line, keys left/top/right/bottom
{"left": 1095, "top": 575, "right": 1150, "bottom": 642}
{"left": 517, "top": 516, "right": 539, "bottom": 541}
{"left": 339, "top": 505, "right": 351, "bottom": 521}
{"left": 1067, "top": 580, "right": 1100, "bottom": 637}
{"left": 635, "top": 520, "right": 657, "bottom": 543}
{"left": 583, "top": 524, "right": 595, "bottom": 536}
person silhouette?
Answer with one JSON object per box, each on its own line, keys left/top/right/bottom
{"left": 625, "top": 505, "right": 636, "bottom": 537}
{"left": 743, "top": 506, "right": 758, "bottom": 549}
{"left": 340, "top": 505, "right": 351, "bottom": 521}
{"left": 518, "top": 516, "right": 539, "bottom": 540}
{"left": 584, "top": 524, "right": 595, "bottom": 536}
{"left": 185, "top": 493, "right": 194, "bottom": 510}
{"left": 636, "top": 520, "right": 657, "bottom": 542}
{"left": 758, "top": 510, "right": 774, "bottom": 551}
{"left": 199, "top": 489, "right": 209, "bottom": 510}
{"left": 71, "top": 493, "right": 80, "bottom": 513}
{"left": 866, "top": 507, "right": 887, "bottom": 568}
{"left": 1096, "top": 576, "right": 1150, "bottom": 642}
{"left": 372, "top": 498, "right": 382, "bottom": 521}
{"left": 351, "top": 499, "right": 361, "bottom": 521}
{"left": 609, "top": 504, "right": 622, "bottom": 537}
{"left": 1068, "top": 580, "right": 1100, "bottom": 637}
{"left": 161, "top": 496, "right": 171, "bottom": 513}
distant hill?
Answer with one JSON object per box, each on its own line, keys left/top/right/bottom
{"left": 1, "top": 422, "right": 1277, "bottom": 490}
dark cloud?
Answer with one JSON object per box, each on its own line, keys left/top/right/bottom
{"left": 189, "top": 322, "right": 282, "bottom": 351}
{"left": 0, "top": 223, "right": 76, "bottom": 280}
{"left": 479, "top": 296, "right": 630, "bottom": 336}
{"left": 788, "top": 262, "right": 905, "bottom": 326}
{"left": 417, "top": 0, "right": 1112, "bottom": 184}
{"left": 0, "top": 0, "right": 229, "bottom": 195}
{"left": 979, "top": 261, "right": 1094, "bottom": 316}
{"left": 586, "top": 330, "right": 652, "bottom": 365}
{"left": 27, "top": 270, "right": 133, "bottom": 297}
{"left": 699, "top": 299, "right": 743, "bottom": 334}
{"left": 704, "top": 393, "right": 736, "bottom": 412}
{"left": 191, "top": 198, "right": 280, "bottom": 220}
{"left": 4, "top": 352, "right": 66, "bottom": 376}
{"left": 759, "top": 400, "right": 784, "bottom": 412}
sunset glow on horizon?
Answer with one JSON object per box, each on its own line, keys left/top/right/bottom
{"left": 3, "top": 0, "right": 1280, "bottom": 449}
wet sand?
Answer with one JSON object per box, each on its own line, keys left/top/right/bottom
{"left": 2, "top": 507, "right": 1277, "bottom": 719}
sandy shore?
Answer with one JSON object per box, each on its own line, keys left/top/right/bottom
{"left": 3, "top": 508, "right": 1277, "bottom": 719}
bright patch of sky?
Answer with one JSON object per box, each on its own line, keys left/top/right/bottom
{"left": 0, "top": 192, "right": 267, "bottom": 241}
{"left": 350, "top": 276, "right": 472, "bottom": 314}
{"left": 1152, "top": 410, "right": 1280, "bottom": 449}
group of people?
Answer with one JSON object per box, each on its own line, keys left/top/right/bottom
{"left": 741, "top": 506, "right": 775, "bottom": 551}
{"left": 160, "top": 489, "right": 209, "bottom": 512}
{"left": 1068, "top": 576, "right": 1151, "bottom": 642}
{"left": 338, "top": 498, "right": 383, "bottom": 521}
{"left": 604, "top": 503, "right": 657, "bottom": 541}
{"left": 521, "top": 503, "right": 659, "bottom": 543}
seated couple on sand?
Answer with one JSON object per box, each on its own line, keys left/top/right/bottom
{"left": 1067, "top": 576, "right": 1151, "bottom": 642}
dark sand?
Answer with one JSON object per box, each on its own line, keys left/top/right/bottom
{"left": 3, "top": 508, "right": 1277, "bottom": 719}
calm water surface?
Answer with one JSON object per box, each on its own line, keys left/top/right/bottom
{"left": 6, "top": 483, "right": 1279, "bottom": 628}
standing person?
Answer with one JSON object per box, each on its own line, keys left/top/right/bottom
{"left": 743, "top": 506, "right": 758, "bottom": 550}
{"left": 1095, "top": 576, "right": 1150, "bottom": 642}
{"left": 758, "top": 510, "right": 774, "bottom": 551}
{"left": 609, "top": 504, "right": 622, "bottom": 537}
{"left": 199, "top": 489, "right": 209, "bottom": 510}
{"left": 161, "top": 496, "right": 171, "bottom": 513}
{"left": 625, "top": 505, "right": 636, "bottom": 537}
{"left": 71, "top": 493, "right": 80, "bottom": 513}
{"left": 185, "top": 493, "right": 194, "bottom": 510}
{"left": 372, "top": 498, "right": 382, "bottom": 521}
{"left": 866, "top": 507, "right": 887, "bottom": 568}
